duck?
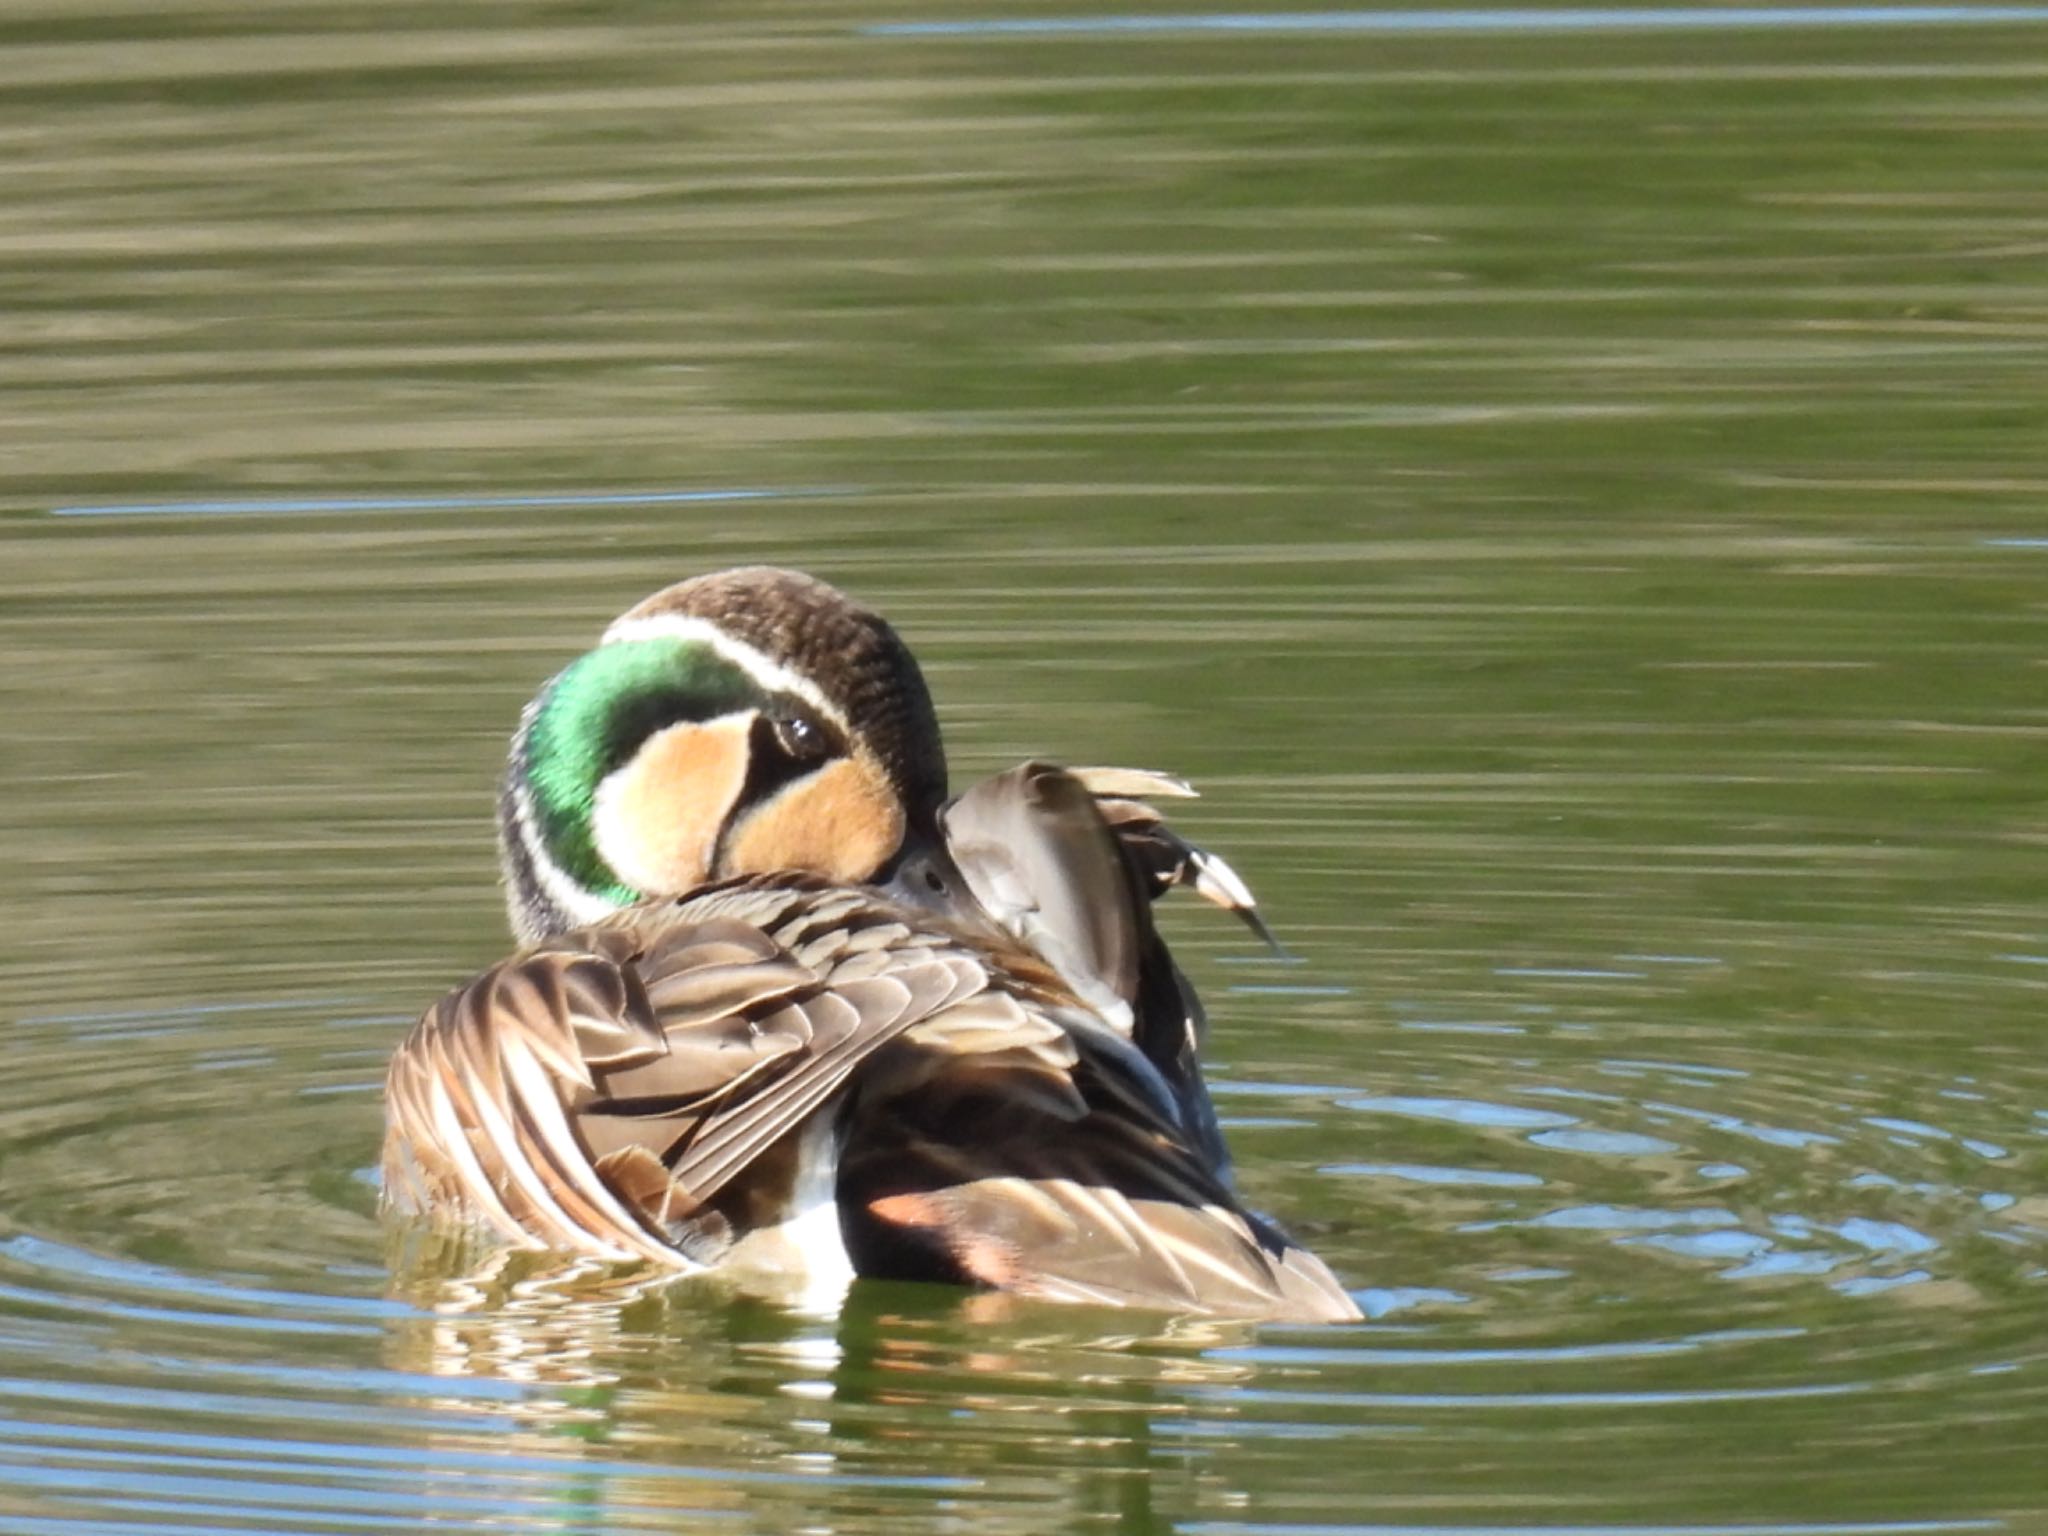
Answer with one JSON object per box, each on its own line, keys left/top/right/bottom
{"left": 382, "top": 566, "right": 1359, "bottom": 1322}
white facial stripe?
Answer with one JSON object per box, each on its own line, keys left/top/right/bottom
{"left": 509, "top": 770, "right": 621, "bottom": 928}
{"left": 599, "top": 613, "right": 847, "bottom": 732}
{"left": 506, "top": 699, "right": 630, "bottom": 930}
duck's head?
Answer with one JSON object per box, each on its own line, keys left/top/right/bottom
{"left": 498, "top": 566, "right": 947, "bottom": 942}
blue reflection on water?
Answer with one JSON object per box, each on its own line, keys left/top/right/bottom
{"left": 1354, "top": 1286, "right": 1472, "bottom": 1318}
{"left": 1831, "top": 1218, "right": 1939, "bottom": 1256}
{"left": 1529, "top": 1127, "right": 1679, "bottom": 1156}
{"left": 1496, "top": 966, "right": 1646, "bottom": 980}
{"left": 49, "top": 487, "right": 846, "bottom": 518}
{"left": 869, "top": 7, "right": 2048, "bottom": 36}
{"left": 1325, "top": 1162, "right": 1545, "bottom": 1187}
{"left": 1641, "top": 1099, "right": 1840, "bottom": 1149}
{"left": 1605, "top": 1059, "right": 1750, "bottom": 1080}
{"left": 1514, "top": 1204, "right": 1738, "bottom": 1232}
{"left": 1866, "top": 1116, "right": 2008, "bottom": 1160}
{"left": 0, "top": 1236, "right": 410, "bottom": 1321}
{"left": 1396, "top": 1019, "right": 1526, "bottom": 1035}
{"left": 1868, "top": 1114, "right": 1954, "bottom": 1139}
{"left": 1836, "top": 1270, "right": 1935, "bottom": 1296}
{"left": 1341, "top": 1095, "right": 1576, "bottom": 1129}
{"left": 1630, "top": 1230, "right": 1771, "bottom": 1261}
{"left": 0, "top": 1281, "right": 379, "bottom": 1340}
{"left": 1725, "top": 1250, "right": 1842, "bottom": 1280}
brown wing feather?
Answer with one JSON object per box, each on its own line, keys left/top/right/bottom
{"left": 382, "top": 951, "right": 681, "bottom": 1263}
{"left": 939, "top": 762, "right": 1237, "bottom": 1177}
{"left": 940, "top": 762, "right": 1143, "bottom": 1027}
{"left": 384, "top": 882, "right": 1034, "bottom": 1269}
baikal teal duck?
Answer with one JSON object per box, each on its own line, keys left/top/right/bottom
{"left": 381, "top": 566, "right": 1359, "bottom": 1322}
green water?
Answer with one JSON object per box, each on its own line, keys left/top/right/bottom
{"left": 4, "top": 5, "right": 2047, "bottom": 1533}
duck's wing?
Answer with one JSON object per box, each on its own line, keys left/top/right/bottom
{"left": 939, "top": 761, "right": 1232, "bottom": 1175}
{"left": 937, "top": 762, "right": 1145, "bottom": 1028}
{"left": 381, "top": 885, "right": 1028, "bottom": 1267}
{"left": 840, "top": 1022, "right": 1361, "bottom": 1323}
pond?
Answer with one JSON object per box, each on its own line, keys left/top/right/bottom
{"left": 3, "top": 3, "right": 2047, "bottom": 1532}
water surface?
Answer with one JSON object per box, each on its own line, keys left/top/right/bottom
{"left": 4, "top": 4, "right": 2047, "bottom": 1532}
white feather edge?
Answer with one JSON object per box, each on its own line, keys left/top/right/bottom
{"left": 600, "top": 612, "right": 849, "bottom": 731}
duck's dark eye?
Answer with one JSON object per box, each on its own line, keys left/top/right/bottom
{"left": 772, "top": 713, "right": 828, "bottom": 763}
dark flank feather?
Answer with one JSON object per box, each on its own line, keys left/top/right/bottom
{"left": 839, "top": 1025, "right": 1359, "bottom": 1320}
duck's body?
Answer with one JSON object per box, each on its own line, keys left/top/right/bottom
{"left": 384, "top": 864, "right": 1352, "bottom": 1319}
{"left": 381, "top": 568, "right": 1358, "bottom": 1322}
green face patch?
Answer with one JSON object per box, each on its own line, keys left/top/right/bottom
{"left": 522, "top": 637, "right": 761, "bottom": 901}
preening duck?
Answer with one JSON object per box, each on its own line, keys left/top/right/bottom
{"left": 382, "top": 566, "right": 1357, "bottom": 1321}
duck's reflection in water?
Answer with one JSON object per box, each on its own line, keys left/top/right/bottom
{"left": 385, "top": 1229, "right": 1261, "bottom": 1534}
